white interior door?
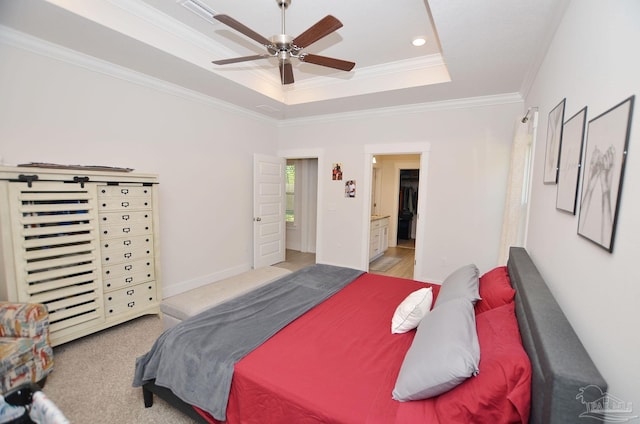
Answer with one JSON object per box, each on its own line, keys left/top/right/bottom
{"left": 253, "top": 154, "right": 285, "bottom": 268}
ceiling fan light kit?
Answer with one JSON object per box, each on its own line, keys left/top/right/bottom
{"left": 211, "top": 0, "right": 355, "bottom": 85}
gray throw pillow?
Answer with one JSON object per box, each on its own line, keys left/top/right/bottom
{"left": 434, "top": 263, "right": 480, "bottom": 306}
{"left": 392, "top": 297, "right": 480, "bottom": 401}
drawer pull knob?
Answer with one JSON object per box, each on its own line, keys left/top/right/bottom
{"left": 123, "top": 227, "right": 130, "bottom": 233}
{"left": 124, "top": 240, "right": 131, "bottom": 246}
{"left": 121, "top": 189, "right": 129, "bottom": 195}
{"left": 124, "top": 253, "right": 132, "bottom": 259}
{"left": 122, "top": 201, "right": 130, "bottom": 207}
{"left": 125, "top": 277, "right": 133, "bottom": 283}
{"left": 127, "top": 289, "right": 135, "bottom": 295}
{"left": 122, "top": 214, "right": 130, "bottom": 220}
{"left": 128, "top": 302, "right": 135, "bottom": 308}
{"left": 125, "top": 265, "right": 133, "bottom": 271}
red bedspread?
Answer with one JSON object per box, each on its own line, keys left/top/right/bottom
{"left": 198, "top": 271, "right": 530, "bottom": 423}
{"left": 199, "top": 273, "right": 435, "bottom": 423}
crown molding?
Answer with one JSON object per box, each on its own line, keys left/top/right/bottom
{"left": 290, "top": 54, "right": 447, "bottom": 92}
{"left": 0, "top": 25, "right": 277, "bottom": 125}
{"left": 105, "top": 0, "right": 281, "bottom": 92}
{"left": 279, "top": 92, "right": 524, "bottom": 127}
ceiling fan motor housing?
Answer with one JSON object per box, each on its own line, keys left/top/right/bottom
{"left": 270, "top": 34, "right": 293, "bottom": 50}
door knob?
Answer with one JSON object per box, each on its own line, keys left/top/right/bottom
{"left": 255, "top": 217, "right": 262, "bottom": 221}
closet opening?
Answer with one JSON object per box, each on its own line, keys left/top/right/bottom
{"left": 397, "top": 169, "right": 419, "bottom": 248}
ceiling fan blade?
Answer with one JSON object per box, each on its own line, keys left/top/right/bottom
{"left": 292, "top": 15, "right": 343, "bottom": 48}
{"left": 214, "top": 14, "right": 271, "bottom": 46}
{"left": 212, "top": 54, "right": 271, "bottom": 65}
{"left": 279, "top": 61, "right": 294, "bottom": 85}
{"left": 300, "top": 54, "right": 355, "bottom": 71}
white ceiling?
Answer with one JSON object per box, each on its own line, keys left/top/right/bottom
{"left": 0, "top": 0, "right": 568, "bottom": 120}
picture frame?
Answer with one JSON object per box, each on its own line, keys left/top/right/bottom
{"left": 556, "top": 106, "right": 587, "bottom": 214}
{"left": 578, "top": 95, "right": 635, "bottom": 252}
{"left": 332, "top": 163, "right": 343, "bottom": 181}
{"left": 345, "top": 180, "right": 356, "bottom": 198}
{"left": 543, "top": 98, "right": 566, "bottom": 184}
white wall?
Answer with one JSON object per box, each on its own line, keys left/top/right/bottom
{"left": 0, "top": 35, "right": 279, "bottom": 297}
{"left": 525, "top": 0, "right": 640, "bottom": 411}
{"left": 278, "top": 100, "right": 522, "bottom": 281}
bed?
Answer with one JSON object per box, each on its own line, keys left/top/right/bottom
{"left": 135, "top": 247, "right": 606, "bottom": 423}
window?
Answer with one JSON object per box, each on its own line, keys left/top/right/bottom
{"left": 285, "top": 163, "right": 295, "bottom": 223}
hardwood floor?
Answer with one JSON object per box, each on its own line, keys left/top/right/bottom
{"left": 274, "top": 246, "right": 415, "bottom": 280}
{"left": 369, "top": 246, "right": 415, "bottom": 280}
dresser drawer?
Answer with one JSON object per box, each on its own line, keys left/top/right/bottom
{"left": 101, "top": 234, "right": 153, "bottom": 262}
{"left": 98, "top": 185, "right": 151, "bottom": 199}
{"left": 99, "top": 210, "right": 152, "bottom": 225}
{"left": 104, "top": 283, "right": 157, "bottom": 317}
{"left": 103, "top": 258, "right": 154, "bottom": 287}
{"left": 99, "top": 219, "right": 152, "bottom": 240}
{"left": 98, "top": 196, "right": 152, "bottom": 211}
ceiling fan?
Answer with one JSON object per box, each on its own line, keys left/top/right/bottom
{"left": 211, "top": 0, "right": 355, "bottom": 85}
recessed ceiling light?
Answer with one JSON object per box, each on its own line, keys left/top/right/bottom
{"left": 412, "top": 37, "right": 426, "bottom": 47}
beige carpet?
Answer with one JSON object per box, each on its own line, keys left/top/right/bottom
{"left": 44, "top": 315, "right": 197, "bottom": 423}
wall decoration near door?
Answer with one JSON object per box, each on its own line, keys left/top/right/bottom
{"left": 345, "top": 180, "right": 356, "bottom": 198}
{"left": 332, "top": 163, "right": 343, "bottom": 180}
{"left": 556, "top": 106, "right": 587, "bottom": 214}
{"left": 578, "top": 95, "right": 635, "bottom": 252}
{"left": 543, "top": 98, "right": 566, "bottom": 184}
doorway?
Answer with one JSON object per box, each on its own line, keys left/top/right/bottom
{"left": 284, "top": 158, "right": 318, "bottom": 265}
{"left": 368, "top": 154, "right": 421, "bottom": 279}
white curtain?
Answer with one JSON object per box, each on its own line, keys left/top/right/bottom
{"left": 498, "top": 111, "right": 537, "bottom": 265}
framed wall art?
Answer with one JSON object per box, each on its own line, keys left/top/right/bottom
{"left": 556, "top": 106, "right": 587, "bottom": 214}
{"left": 543, "top": 98, "right": 566, "bottom": 184}
{"left": 578, "top": 95, "right": 635, "bottom": 252}
{"left": 345, "top": 180, "right": 356, "bottom": 198}
{"left": 332, "top": 163, "right": 343, "bottom": 181}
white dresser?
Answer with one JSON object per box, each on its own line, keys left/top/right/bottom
{"left": 0, "top": 165, "right": 162, "bottom": 346}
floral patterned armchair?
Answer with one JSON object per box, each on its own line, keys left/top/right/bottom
{"left": 0, "top": 303, "right": 54, "bottom": 394}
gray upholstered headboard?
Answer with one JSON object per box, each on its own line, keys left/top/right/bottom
{"left": 507, "top": 247, "right": 607, "bottom": 424}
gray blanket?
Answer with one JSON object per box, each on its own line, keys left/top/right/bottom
{"left": 132, "top": 264, "right": 363, "bottom": 421}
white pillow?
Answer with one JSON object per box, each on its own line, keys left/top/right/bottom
{"left": 391, "top": 287, "right": 433, "bottom": 334}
